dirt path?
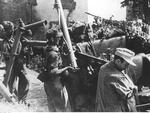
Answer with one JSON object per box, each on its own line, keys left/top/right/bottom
{"left": 0, "top": 64, "right": 49, "bottom": 112}
{"left": 25, "top": 67, "right": 49, "bottom": 112}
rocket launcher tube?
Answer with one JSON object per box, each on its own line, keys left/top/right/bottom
{"left": 55, "top": 0, "right": 78, "bottom": 68}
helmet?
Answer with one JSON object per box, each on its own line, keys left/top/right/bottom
{"left": 2, "top": 21, "right": 14, "bottom": 32}
{"left": 46, "top": 29, "right": 63, "bottom": 45}
{"left": 46, "top": 29, "right": 56, "bottom": 40}
{"left": 46, "top": 29, "right": 63, "bottom": 39}
{"left": 2, "top": 21, "right": 14, "bottom": 38}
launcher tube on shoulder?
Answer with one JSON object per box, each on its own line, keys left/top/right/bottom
{"left": 24, "top": 20, "right": 47, "bottom": 30}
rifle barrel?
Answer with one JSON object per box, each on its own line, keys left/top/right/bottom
{"left": 85, "top": 12, "right": 98, "bottom": 18}
{"left": 75, "top": 52, "right": 107, "bottom": 64}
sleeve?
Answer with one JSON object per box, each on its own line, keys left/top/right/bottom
{"left": 2, "top": 42, "right": 10, "bottom": 61}
{"left": 107, "top": 75, "right": 134, "bottom": 100}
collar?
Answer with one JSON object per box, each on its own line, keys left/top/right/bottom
{"left": 109, "top": 61, "right": 123, "bottom": 72}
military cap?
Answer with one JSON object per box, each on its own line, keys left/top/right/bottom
{"left": 115, "top": 48, "right": 136, "bottom": 66}
{"left": 46, "top": 29, "right": 63, "bottom": 40}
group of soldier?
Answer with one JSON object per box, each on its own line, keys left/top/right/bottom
{"left": 0, "top": 16, "right": 150, "bottom": 112}
{"left": 0, "top": 19, "right": 75, "bottom": 111}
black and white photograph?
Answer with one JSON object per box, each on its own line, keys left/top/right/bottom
{"left": 0, "top": 0, "right": 150, "bottom": 112}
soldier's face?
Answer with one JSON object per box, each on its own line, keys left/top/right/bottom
{"left": 119, "top": 60, "right": 129, "bottom": 70}
{"left": 116, "top": 59, "right": 129, "bottom": 71}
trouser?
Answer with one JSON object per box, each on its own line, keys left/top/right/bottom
{"left": 44, "top": 80, "right": 71, "bottom": 112}
{"left": 9, "top": 70, "right": 29, "bottom": 101}
{"left": 4, "top": 60, "right": 29, "bottom": 101}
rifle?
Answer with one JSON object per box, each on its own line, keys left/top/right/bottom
{"left": 85, "top": 12, "right": 101, "bottom": 19}
{"left": 85, "top": 12, "right": 112, "bottom": 22}
{"left": 75, "top": 52, "right": 107, "bottom": 65}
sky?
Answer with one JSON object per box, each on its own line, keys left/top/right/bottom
{"left": 88, "top": 0, "right": 126, "bottom": 22}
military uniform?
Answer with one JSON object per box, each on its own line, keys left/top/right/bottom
{"left": 43, "top": 45, "right": 71, "bottom": 112}
{"left": 95, "top": 61, "right": 137, "bottom": 112}
{"left": 2, "top": 37, "right": 29, "bottom": 102}
{"left": 37, "top": 29, "right": 71, "bottom": 111}
{"left": 2, "top": 21, "right": 29, "bottom": 102}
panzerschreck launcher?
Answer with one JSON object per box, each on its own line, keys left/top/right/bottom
{"left": 3, "top": 19, "right": 47, "bottom": 87}
{"left": 1, "top": 19, "right": 47, "bottom": 102}
{"left": 54, "top": 0, "right": 78, "bottom": 68}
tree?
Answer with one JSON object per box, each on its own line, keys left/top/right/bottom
{"left": 61, "top": 0, "right": 76, "bottom": 23}
{"left": 121, "top": 0, "right": 131, "bottom": 7}
{"left": 121, "top": 0, "right": 150, "bottom": 24}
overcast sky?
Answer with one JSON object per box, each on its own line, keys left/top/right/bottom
{"left": 88, "top": 0, "right": 126, "bottom": 22}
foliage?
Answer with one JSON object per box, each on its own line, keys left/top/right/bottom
{"left": 121, "top": 0, "right": 131, "bottom": 7}
{"left": 121, "top": 0, "right": 144, "bottom": 7}
{"left": 28, "top": 55, "right": 44, "bottom": 73}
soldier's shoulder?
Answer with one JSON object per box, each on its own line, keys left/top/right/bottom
{"left": 100, "top": 61, "right": 113, "bottom": 71}
{"left": 104, "top": 72, "right": 123, "bottom": 83}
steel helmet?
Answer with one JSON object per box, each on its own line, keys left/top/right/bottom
{"left": 2, "top": 21, "right": 14, "bottom": 32}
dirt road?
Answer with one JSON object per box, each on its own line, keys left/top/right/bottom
{"left": 25, "top": 67, "right": 49, "bottom": 112}
{"left": 0, "top": 64, "right": 49, "bottom": 112}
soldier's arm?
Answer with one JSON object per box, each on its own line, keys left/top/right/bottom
{"left": 49, "top": 66, "right": 73, "bottom": 75}
{"left": 107, "top": 75, "right": 136, "bottom": 100}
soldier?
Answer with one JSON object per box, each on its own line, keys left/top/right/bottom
{"left": 1, "top": 21, "right": 30, "bottom": 105}
{"left": 0, "top": 24, "right": 5, "bottom": 63}
{"left": 1, "top": 21, "right": 15, "bottom": 70}
{"left": 95, "top": 48, "right": 137, "bottom": 112}
{"left": 38, "top": 28, "right": 73, "bottom": 111}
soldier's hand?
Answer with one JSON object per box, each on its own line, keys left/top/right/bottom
{"left": 67, "top": 66, "right": 75, "bottom": 71}
{"left": 133, "top": 86, "right": 138, "bottom": 95}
